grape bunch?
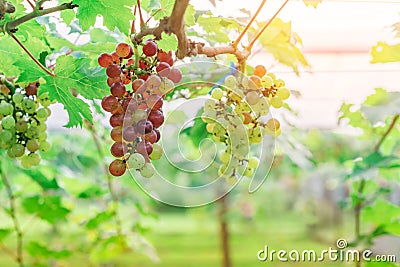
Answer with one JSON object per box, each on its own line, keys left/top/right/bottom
{"left": 98, "top": 40, "right": 182, "bottom": 177}
{"left": 0, "top": 76, "right": 52, "bottom": 168}
{"left": 202, "top": 65, "right": 290, "bottom": 184}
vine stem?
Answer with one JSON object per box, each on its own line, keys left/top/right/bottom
{"left": 354, "top": 114, "right": 399, "bottom": 267}
{"left": 233, "top": 0, "right": 267, "bottom": 48}
{"left": 26, "top": 0, "right": 35, "bottom": 10}
{"left": 247, "top": 0, "right": 289, "bottom": 52}
{"left": 9, "top": 33, "right": 55, "bottom": 77}
{"left": 136, "top": 0, "right": 145, "bottom": 27}
{"left": 84, "top": 122, "right": 123, "bottom": 239}
{"left": 0, "top": 160, "right": 24, "bottom": 267}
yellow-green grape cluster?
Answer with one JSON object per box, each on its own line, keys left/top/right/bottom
{"left": 202, "top": 65, "right": 289, "bottom": 184}
{"left": 0, "top": 76, "right": 52, "bottom": 168}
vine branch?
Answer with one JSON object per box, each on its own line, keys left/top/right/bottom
{"left": 374, "top": 114, "right": 399, "bottom": 152}
{"left": 0, "top": 160, "right": 24, "bottom": 267}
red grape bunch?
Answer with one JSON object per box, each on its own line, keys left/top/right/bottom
{"left": 98, "top": 40, "right": 182, "bottom": 177}
{"left": 0, "top": 76, "right": 52, "bottom": 167}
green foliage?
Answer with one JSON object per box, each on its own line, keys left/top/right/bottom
{"left": 371, "top": 42, "right": 400, "bottom": 63}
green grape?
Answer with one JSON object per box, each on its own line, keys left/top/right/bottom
{"left": 0, "top": 102, "right": 13, "bottom": 115}
{"left": 270, "top": 96, "right": 283, "bottom": 108}
{"left": 150, "top": 143, "right": 163, "bottom": 160}
{"left": 2, "top": 116, "right": 16, "bottom": 130}
{"left": 261, "top": 76, "right": 274, "bottom": 88}
{"left": 15, "top": 120, "right": 28, "bottom": 132}
{"left": 20, "top": 156, "right": 32, "bottom": 168}
{"left": 140, "top": 163, "right": 155, "bottom": 178}
{"left": 26, "top": 127, "right": 38, "bottom": 139}
{"left": 12, "top": 143, "right": 25, "bottom": 157}
{"left": 201, "top": 111, "right": 216, "bottom": 123}
{"left": 236, "top": 164, "right": 247, "bottom": 176}
{"left": 36, "top": 108, "right": 48, "bottom": 120}
{"left": 0, "top": 130, "right": 12, "bottom": 143}
{"left": 206, "top": 123, "right": 214, "bottom": 133}
{"left": 159, "top": 78, "right": 174, "bottom": 94}
{"left": 244, "top": 167, "right": 254, "bottom": 177}
{"left": 37, "top": 132, "right": 47, "bottom": 141}
{"left": 212, "top": 123, "right": 226, "bottom": 138}
{"left": 253, "top": 97, "right": 269, "bottom": 116}
{"left": 37, "top": 123, "right": 46, "bottom": 132}
{"left": 12, "top": 93, "right": 24, "bottom": 104}
{"left": 211, "top": 88, "right": 224, "bottom": 100}
{"left": 28, "top": 153, "right": 41, "bottom": 166}
{"left": 275, "top": 79, "right": 285, "bottom": 88}
{"left": 39, "top": 141, "right": 51, "bottom": 152}
{"left": 241, "top": 76, "right": 250, "bottom": 88}
{"left": 246, "top": 91, "right": 260, "bottom": 105}
{"left": 204, "top": 99, "right": 217, "bottom": 112}
{"left": 224, "top": 75, "right": 237, "bottom": 89}
{"left": 226, "top": 175, "right": 238, "bottom": 186}
{"left": 22, "top": 98, "right": 36, "bottom": 114}
{"left": 248, "top": 156, "right": 260, "bottom": 168}
{"left": 127, "top": 153, "right": 146, "bottom": 169}
{"left": 7, "top": 148, "right": 16, "bottom": 158}
{"left": 267, "top": 73, "right": 276, "bottom": 81}
{"left": 276, "top": 87, "right": 290, "bottom": 100}
{"left": 26, "top": 139, "right": 39, "bottom": 152}
{"left": 133, "top": 109, "right": 147, "bottom": 122}
{"left": 249, "top": 127, "right": 262, "bottom": 144}
{"left": 38, "top": 93, "right": 51, "bottom": 107}
{"left": 232, "top": 142, "right": 249, "bottom": 158}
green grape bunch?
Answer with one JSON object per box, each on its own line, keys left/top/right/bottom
{"left": 202, "top": 65, "right": 290, "bottom": 185}
{"left": 0, "top": 75, "right": 52, "bottom": 168}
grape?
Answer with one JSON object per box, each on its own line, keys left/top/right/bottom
{"left": 12, "top": 93, "right": 24, "bottom": 104}
{"left": 266, "top": 118, "right": 280, "bottom": 131}
{"left": 115, "top": 43, "right": 131, "bottom": 58}
{"left": 20, "top": 156, "right": 32, "bottom": 168}
{"left": 143, "top": 40, "right": 158, "bottom": 56}
{"left": 156, "top": 62, "right": 171, "bottom": 78}
{"left": 133, "top": 109, "right": 147, "bottom": 122}
{"left": 140, "top": 163, "right": 155, "bottom": 178}
{"left": 136, "top": 119, "right": 153, "bottom": 135}
{"left": 261, "top": 76, "right": 274, "bottom": 88}
{"left": 146, "top": 75, "right": 162, "bottom": 90}
{"left": 26, "top": 139, "right": 39, "bottom": 152}
{"left": 144, "top": 130, "right": 158, "bottom": 144}
{"left": 109, "top": 113, "right": 123, "bottom": 127}
{"left": 110, "top": 82, "right": 126, "bottom": 98}
{"left": 110, "top": 142, "right": 128, "bottom": 157}
{"left": 98, "top": 53, "right": 114, "bottom": 68}
{"left": 206, "top": 123, "right": 214, "bottom": 133}
{"left": 101, "top": 95, "right": 118, "bottom": 112}
{"left": 276, "top": 87, "right": 290, "bottom": 100}
{"left": 243, "top": 167, "right": 254, "bottom": 177}
{"left": 248, "top": 157, "right": 259, "bottom": 168}
{"left": 211, "top": 88, "right": 224, "bottom": 100}
{"left": 219, "top": 152, "right": 230, "bottom": 164}
{"left": 154, "top": 128, "right": 161, "bottom": 142}
{"left": 11, "top": 143, "right": 25, "bottom": 157}
{"left": 39, "top": 141, "right": 51, "bottom": 153}
{"left": 136, "top": 140, "right": 153, "bottom": 156}
{"left": 167, "top": 68, "right": 182, "bottom": 83}
{"left": 37, "top": 132, "right": 47, "bottom": 142}
{"left": 275, "top": 79, "right": 285, "bottom": 88}
{"left": 36, "top": 108, "right": 48, "bottom": 120}
{"left": 148, "top": 110, "right": 164, "bottom": 128}
{"left": 22, "top": 98, "right": 36, "bottom": 114}
{"left": 2, "top": 116, "right": 15, "bottom": 129}
{"left": 111, "top": 126, "right": 123, "bottom": 142}
{"left": 159, "top": 78, "right": 174, "bottom": 94}
{"left": 132, "top": 79, "right": 146, "bottom": 93}
{"left": 224, "top": 75, "right": 237, "bottom": 88}
{"left": 270, "top": 96, "right": 283, "bottom": 108}
{"left": 254, "top": 97, "right": 269, "bottom": 115}
{"left": 249, "top": 76, "right": 261, "bottom": 90}
{"left": 245, "top": 91, "right": 260, "bottom": 105}
{"left": 149, "top": 143, "right": 162, "bottom": 160}
{"left": 37, "top": 123, "right": 46, "bottom": 132}
{"left": 109, "top": 159, "right": 126, "bottom": 176}
{"left": 127, "top": 153, "right": 146, "bottom": 169}
{"left": 0, "top": 102, "right": 13, "bottom": 115}
{"left": 122, "top": 126, "right": 137, "bottom": 142}
{"left": 37, "top": 93, "right": 51, "bottom": 107}
{"left": 249, "top": 127, "right": 262, "bottom": 144}
{"left": 254, "top": 65, "right": 267, "bottom": 77}
{"left": 111, "top": 52, "right": 121, "bottom": 64}
{"left": 106, "top": 64, "right": 122, "bottom": 78}
{"left": 146, "top": 94, "right": 163, "bottom": 110}
{"left": 25, "top": 83, "right": 38, "bottom": 96}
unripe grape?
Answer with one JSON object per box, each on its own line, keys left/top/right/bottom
{"left": 211, "top": 88, "right": 224, "bottom": 100}
{"left": 11, "top": 143, "right": 25, "bottom": 157}
{"left": 261, "top": 76, "right": 274, "bottom": 88}
{"left": 12, "top": 93, "right": 24, "bottom": 104}
{"left": 28, "top": 153, "right": 41, "bottom": 166}
{"left": 2, "top": 116, "right": 15, "bottom": 129}
{"left": 39, "top": 141, "right": 51, "bottom": 152}
{"left": 276, "top": 87, "right": 290, "bottom": 100}
{"left": 0, "top": 102, "right": 13, "bottom": 115}
{"left": 248, "top": 157, "right": 259, "bottom": 169}
{"left": 127, "top": 153, "right": 146, "bottom": 169}
{"left": 270, "top": 96, "right": 283, "bottom": 108}
{"left": 149, "top": 143, "right": 163, "bottom": 160}
{"left": 140, "top": 163, "right": 155, "bottom": 178}
{"left": 26, "top": 139, "right": 39, "bottom": 152}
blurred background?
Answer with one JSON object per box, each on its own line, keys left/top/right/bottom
{"left": 0, "top": 0, "right": 399, "bottom": 266}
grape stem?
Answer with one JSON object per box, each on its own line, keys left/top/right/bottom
{"left": 136, "top": 0, "right": 145, "bottom": 27}
{"left": 0, "top": 160, "right": 25, "bottom": 267}
{"left": 9, "top": 33, "right": 55, "bottom": 77}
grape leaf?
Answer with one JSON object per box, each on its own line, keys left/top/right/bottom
{"left": 153, "top": 0, "right": 175, "bottom": 20}
{"left": 157, "top": 32, "right": 178, "bottom": 51}
{"left": 303, "top": 0, "right": 323, "bottom": 8}
{"left": 184, "top": 4, "right": 196, "bottom": 27}
{"left": 26, "top": 241, "right": 72, "bottom": 259}
{"left": 363, "top": 200, "right": 400, "bottom": 227}
{"left": 361, "top": 88, "right": 400, "bottom": 125}
{"left": 371, "top": 42, "right": 400, "bottom": 63}
{"left": 22, "top": 195, "right": 70, "bottom": 224}
{"left": 0, "top": 229, "right": 12, "bottom": 241}
{"left": 73, "top": 0, "right": 137, "bottom": 35}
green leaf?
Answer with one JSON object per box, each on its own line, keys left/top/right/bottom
{"left": 303, "top": 0, "right": 323, "bottom": 8}
{"left": 86, "top": 211, "right": 113, "bottom": 229}
{"left": 351, "top": 152, "right": 399, "bottom": 178}
{"left": 153, "top": 0, "right": 175, "bottom": 20}
{"left": 371, "top": 42, "right": 400, "bottom": 63}
{"left": 22, "top": 169, "right": 60, "bottom": 190}
{"left": 60, "top": 9, "right": 76, "bottom": 25}
{"left": 363, "top": 200, "right": 400, "bottom": 227}
{"left": 187, "top": 108, "right": 209, "bottom": 147}
{"left": 73, "top": 0, "right": 137, "bottom": 35}
{"left": 0, "top": 229, "right": 12, "bottom": 241}
{"left": 361, "top": 89, "right": 400, "bottom": 125}
{"left": 184, "top": 4, "right": 196, "bottom": 27}
{"left": 338, "top": 103, "right": 371, "bottom": 130}
{"left": 78, "top": 187, "right": 107, "bottom": 199}
{"left": 157, "top": 32, "right": 178, "bottom": 51}
{"left": 22, "top": 195, "right": 70, "bottom": 224}
{"left": 26, "top": 241, "right": 72, "bottom": 259}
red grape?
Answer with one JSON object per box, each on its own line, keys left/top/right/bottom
{"left": 101, "top": 95, "right": 118, "bottom": 112}
{"left": 107, "top": 76, "right": 121, "bottom": 87}
{"left": 110, "top": 82, "right": 126, "bottom": 98}
{"left": 136, "top": 119, "right": 153, "bottom": 135}
{"left": 109, "top": 159, "right": 126, "bottom": 176}
{"left": 148, "top": 110, "right": 164, "bottom": 128}
{"left": 143, "top": 40, "right": 158, "bottom": 56}
{"left": 136, "top": 140, "right": 153, "bottom": 156}
{"left": 111, "top": 52, "right": 121, "bottom": 64}
{"left": 116, "top": 43, "right": 131, "bottom": 58}
{"left": 139, "top": 60, "right": 147, "bottom": 69}
{"left": 122, "top": 126, "right": 137, "bottom": 141}
{"left": 156, "top": 62, "right": 171, "bottom": 77}
{"left": 154, "top": 128, "right": 161, "bottom": 142}
{"left": 146, "top": 94, "right": 163, "bottom": 110}
{"left": 110, "top": 113, "right": 123, "bottom": 127}
{"left": 168, "top": 69, "right": 182, "bottom": 83}
{"left": 132, "top": 79, "right": 146, "bottom": 93}
{"left": 144, "top": 130, "right": 158, "bottom": 144}
{"left": 106, "top": 64, "right": 122, "bottom": 78}
{"left": 111, "top": 142, "right": 128, "bottom": 157}
{"left": 98, "top": 53, "right": 114, "bottom": 68}
{"left": 111, "top": 126, "right": 123, "bottom": 142}
{"left": 25, "top": 83, "right": 37, "bottom": 96}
